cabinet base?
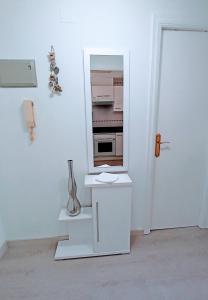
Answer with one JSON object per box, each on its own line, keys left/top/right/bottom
{"left": 55, "top": 240, "right": 130, "bottom": 260}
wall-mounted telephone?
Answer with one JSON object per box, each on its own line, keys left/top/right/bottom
{"left": 23, "top": 100, "right": 36, "bottom": 142}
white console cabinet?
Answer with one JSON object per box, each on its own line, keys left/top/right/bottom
{"left": 55, "top": 174, "right": 132, "bottom": 260}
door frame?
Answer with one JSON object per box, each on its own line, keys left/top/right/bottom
{"left": 144, "top": 15, "right": 208, "bottom": 234}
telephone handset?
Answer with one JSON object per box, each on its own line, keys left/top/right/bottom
{"left": 23, "top": 100, "right": 36, "bottom": 142}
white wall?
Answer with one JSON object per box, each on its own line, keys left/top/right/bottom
{"left": 0, "top": 216, "right": 6, "bottom": 249}
{"left": 0, "top": 0, "right": 208, "bottom": 240}
{"left": 90, "top": 55, "right": 123, "bottom": 70}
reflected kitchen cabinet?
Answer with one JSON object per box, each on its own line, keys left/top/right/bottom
{"left": 91, "top": 70, "right": 113, "bottom": 86}
{"left": 116, "top": 133, "right": 123, "bottom": 156}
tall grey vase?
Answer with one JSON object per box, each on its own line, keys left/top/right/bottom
{"left": 66, "top": 160, "right": 81, "bottom": 216}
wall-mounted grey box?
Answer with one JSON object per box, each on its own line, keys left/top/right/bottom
{"left": 0, "top": 59, "right": 37, "bottom": 87}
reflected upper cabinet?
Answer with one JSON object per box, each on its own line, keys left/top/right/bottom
{"left": 84, "top": 49, "right": 129, "bottom": 173}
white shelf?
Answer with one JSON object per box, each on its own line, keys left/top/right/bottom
{"left": 55, "top": 240, "right": 129, "bottom": 260}
{"left": 55, "top": 240, "right": 94, "bottom": 260}
{"left": 85, "top": 173, "right": 132, "bottom": 188}
{"left": 58, "top": 207, "right": 92, "bottom": 222}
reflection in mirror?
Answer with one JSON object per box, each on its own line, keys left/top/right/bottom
{"left": 90, "top": 55, "right": 123, "bottom": 167}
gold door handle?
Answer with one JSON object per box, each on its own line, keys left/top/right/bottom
{"left": 155, "top": 133, "right": 171, "bottom": 157}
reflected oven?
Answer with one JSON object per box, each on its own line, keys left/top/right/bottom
{"left": 94, "top": 133, "right": 116, "bottom": 157}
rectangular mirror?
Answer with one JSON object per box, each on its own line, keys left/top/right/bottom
{"left": 84, "top": 49, "right": 129, "bottom": 173}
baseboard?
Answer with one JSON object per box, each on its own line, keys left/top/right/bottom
{"left": 131, "top": 230, "right": 144, "bottom": 236}
{"left": 6, "top": 232, "right": 143, "bottom": 252}
{"left": 7, "top": 235, "right": 68, "bottom": 248}
{"left": 0, "top": 241, "right": 8, "bottom": 259}
{"left": 144, "top": 228, "right": 151, "bottom": 235}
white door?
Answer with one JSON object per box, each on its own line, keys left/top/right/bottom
{"left": 151, "top": 30, "right": 208, "bottom": 229}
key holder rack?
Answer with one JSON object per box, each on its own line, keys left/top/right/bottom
{"left": 48, "top": 45, "right": 62, "bottom": 94}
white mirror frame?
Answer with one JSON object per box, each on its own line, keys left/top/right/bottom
{"left": 84, "top": 48, "right": 129, "bottom": 174}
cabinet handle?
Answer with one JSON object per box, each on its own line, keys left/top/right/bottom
{"left": 96, "top": 201, "right": 100, "bottom": 243}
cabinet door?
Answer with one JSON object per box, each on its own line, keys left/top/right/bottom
{"left": 91, "top": 71, "right": 113, "bottom": 86}
{"left": 92, "top": 85, "right": 113, "bottom": 101}
{"left": 116, "top": 133, "right": 123, "bottom": 156}
{"left": 92, "top": 187, "right": 131, "bottom": 253}
{"left": 113, "top": 86, "right": 123, "bottom": 111}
